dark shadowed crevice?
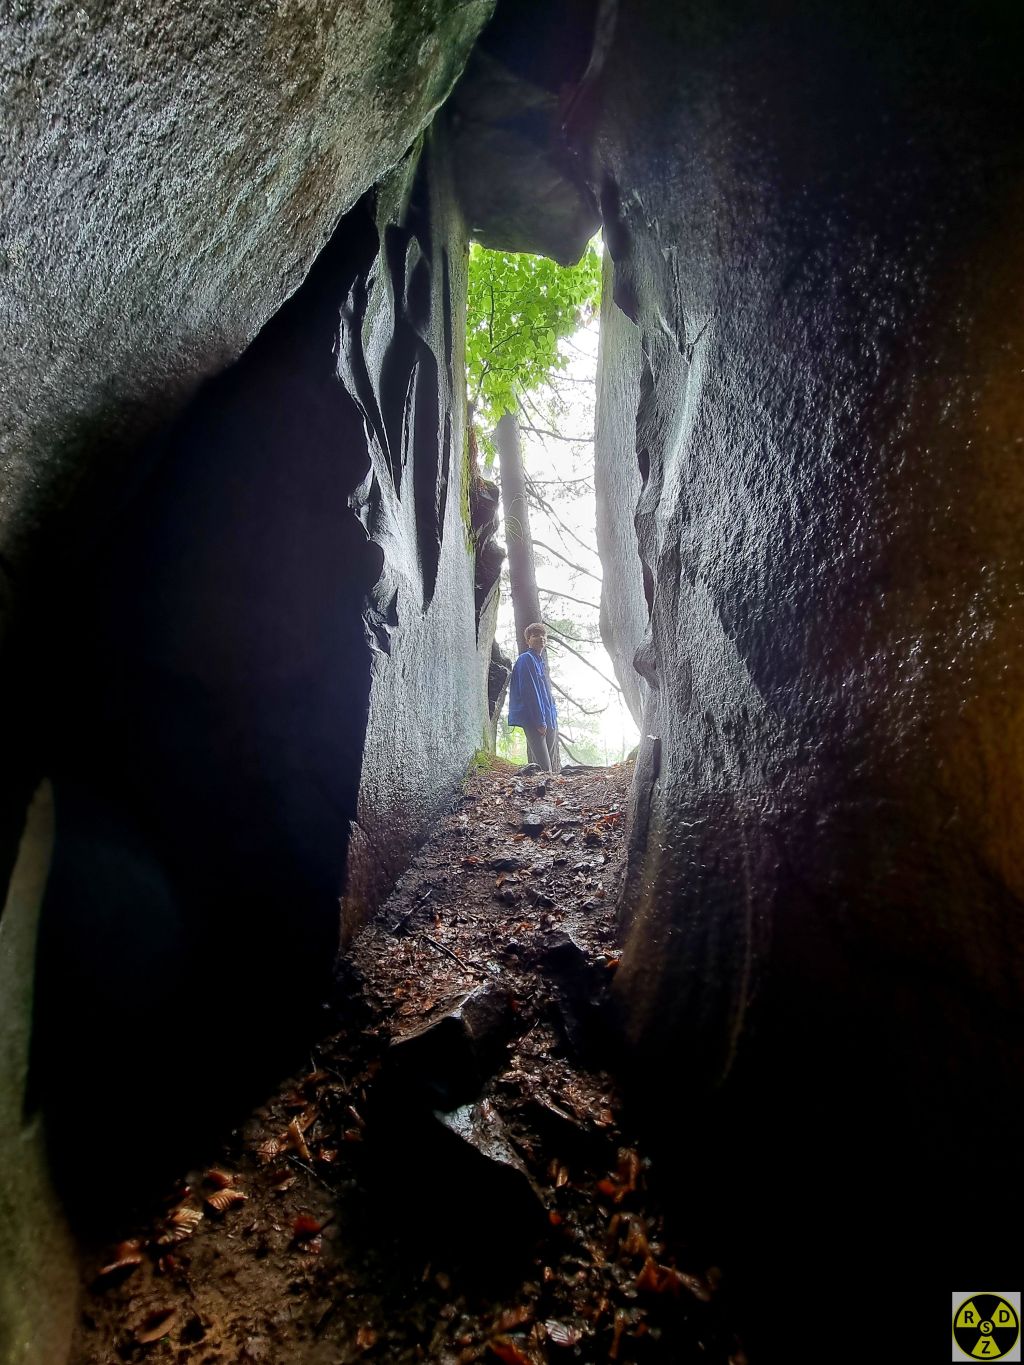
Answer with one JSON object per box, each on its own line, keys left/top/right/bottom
{"left": 29, "top": 197, "right": 387, "bottom": 1229}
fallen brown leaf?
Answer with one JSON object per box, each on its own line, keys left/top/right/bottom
{"left": 97, "top": 1240, "right": 144, "bottom": 1279}
{"left": 635, "top": 1257, "right": 663, "bottom": 1294}
{"left": 545, "top": 1321, "right": 581, "bottom": 1348}
{"left": 635, "top": 1256, "right": 709, "bottom": 1297}
{"left": 672, "top": 1268, "right": 713, "bottom": 1301}
{"left": 619, "top": 1216, "right": 650, "bottom": 1259}
{"left": 608, "top": 1309, "right": 628, "bottom": 1360}
{"left": 488, "top": 1337, "right": 536, "bottom": 1365}
{"left": 256, "top": 1136, "right": 283, "bottom": 1163}
{"left": 135, "top": 1307, "right": 178, "bottom": 1345}
{"left": 597, "top": 1149, "right": 641, "bottom": 1204}
{"left": 205, "top": 1187, "right": 248, "bottom": 1214}
{"left": 157, "top": 1205, "right": 203, "bottom": 1244}
{"left": 287, "top": 1118, "right": 311, "bottom": 1160}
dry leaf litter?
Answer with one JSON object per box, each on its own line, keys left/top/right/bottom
{"left": 73, "top": 760, "right": 744, "bottom": 1364}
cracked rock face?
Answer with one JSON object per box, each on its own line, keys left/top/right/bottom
{"left": 2, "top": 7, "right": 488, "bottom": 1357}
{"left": 13, "top": 105, "right": 489, "bottom": 1365}
{"left": 0, "top": 0, "right": 493, "bottom": 626}
{"left": 30, "top": 129, "right": 488, "bottom": 1208}
{"left": 340, "top": 137, "right": 493, "bottom": 932}
{"left": 588, "top": 0, "right": 1024, "bottom": 1351}
{"left": 595, "top": 0, "right": 1024, "bottom": 1081}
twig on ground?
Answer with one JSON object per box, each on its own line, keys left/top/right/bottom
{"left": 558, "top": 733, "right": 589, "bottom": 765}
{"left": 421, "top": 933, "right": 499, "bottom": 981}
{"left": 287, "top": 1155, "right": 335, "bottom": 1194}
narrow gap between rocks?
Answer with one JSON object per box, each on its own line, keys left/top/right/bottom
{"left": 465, "top": 243, "right": 638, "bottom": 771}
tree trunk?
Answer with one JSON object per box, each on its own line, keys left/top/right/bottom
{"left": 495, "top": 411, "right": 542, "bottom": 654}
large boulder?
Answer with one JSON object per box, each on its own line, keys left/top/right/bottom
{"left": 29, "top": 127, "right": 487, "bottom": 1218}
{"left": 0, "top": 0, "right": 492, "bottom": 631}
{"left": 588, "top": 0, "right": 1024, "bottom": 1352}
{"left": 445, "top": 0, "right": 600, "bottom": 266}
{"left": 4, "top": 49, "right": 493, "bottom": 1365}
{"left": 2, "top": 10, "right": 493, "bottom": 1355}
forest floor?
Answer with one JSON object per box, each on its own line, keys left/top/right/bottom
{"left": 72, "top": 760, "right": 744, "bottom": 1365}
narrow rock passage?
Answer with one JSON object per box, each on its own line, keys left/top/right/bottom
{"left": 73, "top": 761, "right": 741, "bottom": 1364}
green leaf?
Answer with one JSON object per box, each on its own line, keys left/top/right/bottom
{"left": 466, "top": 242, "right": 602, "bottom": 435}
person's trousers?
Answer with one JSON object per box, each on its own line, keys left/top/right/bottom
{"left": 523, "top": 724, "right": 560, "bottom": 772}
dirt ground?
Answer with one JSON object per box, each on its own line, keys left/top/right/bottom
{"left": 72, "top": 760, "right": 744, "bottom": 1364}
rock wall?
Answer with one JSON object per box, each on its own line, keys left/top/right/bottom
{"left": 3, "top": 105, "right": 490, "bottom": 1365}
{"left": 588, "top": 0, "right": 1024, "bottom": 1352}
{"left": 0, "top": 787, "right": 77, "bottom": 1365}
{"left": 0, "top": 0, "right": 492, "bottom": 631}
{"left": 339, "top": 141, "right": 494, "bottom": 933}
{"left": 27, "top": 126, "right": 486, "bottom": 1217}
{"left": 2, "top": 7, "right": 493, "bottom": 1355}
{"left": 4, "top": 0, "right": 1024, "bottom": 1355}
{"left": 593, "top": 251, "right": 647, "bottom": 724}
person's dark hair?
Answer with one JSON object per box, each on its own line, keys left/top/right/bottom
{"left": 524, "top": 622, "right": 547, "bottom": 640}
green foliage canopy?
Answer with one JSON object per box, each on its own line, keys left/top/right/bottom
{"left": 466, "top": 242, "right": 601, "bottom": 450}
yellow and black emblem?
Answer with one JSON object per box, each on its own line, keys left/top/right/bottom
{"left": 954, "top": 1295, "right": 1020, "bottom": 1359}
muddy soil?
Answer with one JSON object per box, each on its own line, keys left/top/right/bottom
{"left": 72, "top": 761, "right": 743, "bottom": 1364}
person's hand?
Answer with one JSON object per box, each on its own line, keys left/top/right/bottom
{"left": 538, "top": 725, "right": 547, "bottom": 735}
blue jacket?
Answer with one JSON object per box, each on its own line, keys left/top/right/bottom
{"left": 508, "top": 649, "right": 558, "bottom": 729}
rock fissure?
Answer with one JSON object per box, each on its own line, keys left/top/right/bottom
{"left": 1, "top": 0, "right": 1023, "bottom": 1359}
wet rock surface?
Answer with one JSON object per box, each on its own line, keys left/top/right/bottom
{"left": 388, "top": 984, "right": 514, "bottom": 1109}
{"left": 30, "top": 128, "right": 488, "bottom": 1240}
{"left": 582, "top": 0, "right": 1024, "bottom": 1355}
{"left": 71, "top": 762, "right": 742, "bottom": 1364}
{"left": 520, "top": 805, "right": 558, "bottom": 836}
{"left": 0, "top": 0, "right": 493, "bottom": 617}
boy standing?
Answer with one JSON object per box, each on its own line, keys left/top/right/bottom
{"left": 507, "top": 622, "right": 560, "bottom": 772}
